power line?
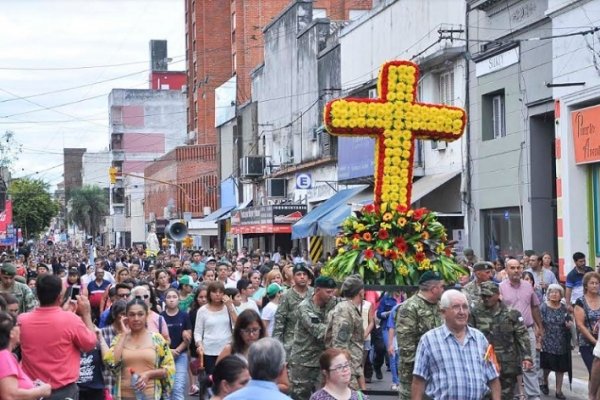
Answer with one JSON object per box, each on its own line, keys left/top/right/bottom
{"left": 0, "top": 56, "right": 185, "bottom": 71}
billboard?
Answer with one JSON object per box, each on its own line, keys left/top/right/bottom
{"left": 337, "top": 137, "right": 375, "bottom": 180}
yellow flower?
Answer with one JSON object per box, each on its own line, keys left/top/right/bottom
{"left": 382, "top": 212, "right": 393, "bottom": 222}
{"left": 414, "top": 242, "right": 424, "bottom": 252}
{"left": 355, "top": 224, "right": 366, "bottom": 233}
{"left": 420, "top": 258, "right": 431, "bottom": 269}
{"left": 414, "top": 222, "right": 422, "bottom": 232}
{"left": 338, "top": 247, "right": 345, "bottom": 255}
{"left": 397, "top": 217, "right": 407, "bottom": 227}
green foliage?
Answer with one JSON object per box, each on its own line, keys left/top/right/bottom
{"left": 9, "top": 178, "right": 59, "bottom": 238}
{"left": 68, "top": 185, "right": 108, "bottom": 239}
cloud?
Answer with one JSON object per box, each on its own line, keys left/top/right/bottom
{"left": 1, "top": 0, "right": 185, "bottom": 188}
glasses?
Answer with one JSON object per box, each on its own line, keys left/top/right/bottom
{"left": 329, "top": 363, "right": 351, "bottom": 372}
{"left": 135, "top": 294, "right": 150, "bottom": 300}
{"left": 240, "top": 328, "right": 261, "bottom": 335}
{"left": 449, "top": 304, "right": 469, "bottom": 312}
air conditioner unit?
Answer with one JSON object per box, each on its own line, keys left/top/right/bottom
{"left": 181, "top": 85, "right": 187, "bottom": 94}
{"left": 266, "top": 178, "right": 287, "bottom": 198}
{"left": 431, "top": 140, "right": 447, "bottom": 151}
{"left": 240, "top": 156, "right": 265, "bottom": 178}
{"left": 187, "top": 131, "right": 196, "bottom": 144}
{"left": 368, "top": 88, "right": 378, "bottom": 99}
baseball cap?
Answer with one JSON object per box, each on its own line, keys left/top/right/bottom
{"left": 179, "top": 275, "right": 198, "bottom": 288}
{"left": 266, "top": 283, "right": 283, "bottom": 298}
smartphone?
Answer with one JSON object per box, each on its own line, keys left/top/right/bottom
{"left": 70, "top": 285, "right": 81, "bottom": 300}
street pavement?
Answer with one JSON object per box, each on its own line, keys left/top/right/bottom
{"left": 186, "top": 355, "right": 591, "bottom": 399}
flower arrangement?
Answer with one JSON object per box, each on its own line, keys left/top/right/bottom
{"left": 324, "top": 61, "right": 466, "bottom": 208}
{"left": 322, "top": 203, "right": 469, "bottom": 286}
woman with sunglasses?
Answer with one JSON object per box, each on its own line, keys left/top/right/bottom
{"left": 217, "top": 309, "right": 266, "bottom": 362}
{"left": 310, "top": 348, "right": 368, "bottom": 400}
{"left": 104, "top": 298, "right": 175, "bottom": 400}
{"left": 131, "top": 285, "right": 170, "bottom": 343}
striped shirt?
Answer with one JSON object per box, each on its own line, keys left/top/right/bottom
{"left": 413, "top": 324, "right": 499, "bottom": 400}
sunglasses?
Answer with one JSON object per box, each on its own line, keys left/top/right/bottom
{"left": 135, "top": 294, "right": 150, "bottom": 300}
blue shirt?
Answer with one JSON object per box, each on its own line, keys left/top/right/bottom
{"left": 377, "top": 293, "right": 400, "bottom": 320}
{"left": 413, "top": 324, "right": 499, "bottom": 400}
{"left": 224, "top": 379, "right": 291, "bottom": 400}
{"left": 191, "top": 262, "right": 205, "bottom": 276}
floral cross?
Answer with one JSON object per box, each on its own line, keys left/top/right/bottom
{"left": 324, "top": 60, "right": 466, "bottom": 208}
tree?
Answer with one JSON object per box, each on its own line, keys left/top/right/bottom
{"left": 9, "top": 178, "right": 59, "bottom": 239}
{"left": 68, "top": 185, "right": 109, "bottom": 240}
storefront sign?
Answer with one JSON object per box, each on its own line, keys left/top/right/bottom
{"left": 475, "top": 47, "right": 520, "bottom": 77}
{"left": 572, "top": 105, "right": 600, "bottom": 164}
{"left": 230, "top": 204, "right": 307, "bottom": 234}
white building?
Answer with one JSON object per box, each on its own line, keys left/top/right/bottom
{"left": 550, "top": 0, "right": 600, "bottom": 272}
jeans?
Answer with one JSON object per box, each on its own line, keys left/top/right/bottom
{"left": 172, "top": 352, "right": 189, "bottom": 400}
{"left": 382, "top": 327, "right": 399, "bottom": 384}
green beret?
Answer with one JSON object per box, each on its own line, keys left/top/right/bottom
{"left": 473, "top": 262, "right": 494, "bottom": 272}
{"left": 418, "top": 271, "right": 442, "bottom": 285}
{"left": 0, "top": 263, "right": 16, "bottom": 276}
{"left": 341, "top": 274, "right": 363, "bottom": 298}
{"left": 315, "top": 276, "right": 337, "bottom": 289}
{"left": 479, "top": 281, "right": 500, "bottom": 297}
{"left": 293, "top": 263, "right": 313, "bottom": 278}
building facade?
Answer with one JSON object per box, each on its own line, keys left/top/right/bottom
{"left": 467, "top": 0, "right": 555, "bottom": 263}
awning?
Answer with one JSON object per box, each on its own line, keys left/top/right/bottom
{"left": 292, "top": 186, "right": 368, "bottom": 239}
{"left": 318, "top": 199, "right": 370, "bottom": 237}
{"left": 203, "top": 205, "right": 236, "bottom": 221}
{"left": 219, "top": 199, "right": 253, "bottom": 221}
{"left": 411, "top": 170, "right": 461, "bottom": 204}
{"left": 187, "top": 219, "right": 218, "bottom": 236}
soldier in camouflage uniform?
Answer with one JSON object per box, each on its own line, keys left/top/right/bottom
{"left": 0, "top": 263, "right": 36, "bottom": 313}
{"left": 272, "top": 263, "right": 313, "bottom": 357}
{"left": 395, "top": 271, "right": 444, "bottom": 400}
{"left": 463, "top": 261, "right": 495, "bottom": 308}
{"left": 288, "top": 276, "right": 338, "bottom": 400}
{"left": 325, "top": 274, "right": 365, "bottom": 390}
{"left": 470, "top": 281, "right": 533, "bottom": 400}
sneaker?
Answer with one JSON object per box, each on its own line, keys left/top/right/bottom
{"left": 375, "top": 368, "right": 383, "bottom": 380}
{"left": 189, "top": 384, "right": 200, "bottom": 396}
{"left": 391, "top": 384, "right": 399, "bottom": 390}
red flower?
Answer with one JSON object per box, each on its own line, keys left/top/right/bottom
{"left": 364, "top": 249, "right": 375, "bottom": 260}
{"left": 396, "top": 204, "right": 409, "bottom": 213}
{"left": 363, "top": 204, "right": 376, "bottom": 214}
{"left": 363, "top": 232, "right": 373, "bottom": 242}
{"left": 415, "top": 252, "right": 426, "bottom": 263}
{"left": 394, "top": 237, "right": 408, "bottom": 254}
{"left": 353, "top": 233, "right": 361, "bottom": 240}
{"left": 385, "top": 249, "right": 399, "bottom": 260}
{"left": 378, "top": 229, "right": 389, "bottom": 240}
{"left": 413, "top": 207, "right": 427, "bottom": 220}
{"left": 444, "top": 246, "right": 453, "bottom": 257}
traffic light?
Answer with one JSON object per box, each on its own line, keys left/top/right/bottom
{"left": 161, "top": 237, "right": 169, "bottom": 248}
{"left": 109, "top": 167, "right": 118, "bottom": 184}
{"left": 183, "top": 236, "right": 193, "bottom": 249}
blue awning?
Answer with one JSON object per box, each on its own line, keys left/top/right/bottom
{"left": 291, "top": 186, "right": 368, "bottom": 239}
{"left": 203, "top": 205, "right": 236, "bottom": 221}
{"left": 318, "top": 199, "right": 372, "bottom": 237}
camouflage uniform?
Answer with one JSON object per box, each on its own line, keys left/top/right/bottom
{"left": 288, "top": 296, "right": 337, "bottom": 400}
{"left": 272, "top": 286, "right": 314, "bottom": 357}
{"left": 463, "top": 280, "right": 483, "bottom": 307}
{"left": 469, "top": 282, "right": 532, "bottom": 400}
{"left": 396, "top": 293, "right": 442, "bottom": 400}
{"left": 0, "top": 281, "right": 36, "bottom": 313}
{"left": 325, "top": 300, "right": 364, "bottom": 387}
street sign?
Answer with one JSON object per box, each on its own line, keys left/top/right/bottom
{"left": 295, "top": 173, "right": 312, "bottom": 189}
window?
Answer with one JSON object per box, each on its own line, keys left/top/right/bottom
{"left": 232, "top": 53, "right": 237, "bottom": 74}
{"left": 231, "top": 12, "right": 236, "bottom": 31}
{"left": 482, "top": 90, "right": 506, "bottom": 141}
{"left": 438, "top": 71, "right": 454, "bottom": 106}
{"left": 482, "top": 207, "right": 523, "bottom": 261}
{"left": 313, "top": 8, "right": 326, "bottom": 19}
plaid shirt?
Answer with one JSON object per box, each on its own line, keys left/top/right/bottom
{"left": 101, "top": 325, "right": 117, "bottom": 395}
{"left": 413, "top": 324, "right": 499, "bottom": 400}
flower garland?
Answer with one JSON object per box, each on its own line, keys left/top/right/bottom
{"left": 322, "top": 203, "right": 469, "bottom": 286}
{"left": 324, "top": 60, "right": 466, "bottom": 209}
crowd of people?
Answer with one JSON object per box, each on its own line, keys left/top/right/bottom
{"left": 1, "top": 243, "right": 600, "bottom": 400}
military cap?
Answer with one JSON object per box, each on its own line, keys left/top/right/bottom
{"left": 340, "top": 274, "right": 364, "bottom": 298}
{"left": 0, "top": 263, "right": 16, "bottom": 276}
{"left": 473, "top": 261, "right": 494, "bottom": 272}
{"left": 418, "top": 270, "right": 442, "bottom": 285}
{"left": 293, "top": 263, "right": 313, "bottom": 278}
{"left": 479, "top": 281, "right": 500, "bottom": 297}
{"left": 314, "top": 275, "right": 337, "bottom": 289}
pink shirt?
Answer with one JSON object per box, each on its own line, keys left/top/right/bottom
{"left": 499, "top": 279, "right": 540, "bottom": 327}
{"left": 0, "top": 349, "right": 34, "bottom": 389}
{"left": 19, "top": 306, "right": 97, "bottom": 389}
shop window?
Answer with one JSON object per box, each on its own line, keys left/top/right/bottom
{"left": 593, "top": 167, "right": 600, "bottom": 255}
{"left": 482, "top": 207, "right": 523, "bottom": 261}
{"left": 482, "top": 90, "right": 506, "bottom": 141}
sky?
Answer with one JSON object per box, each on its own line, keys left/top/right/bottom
{"left": 0, "top": 0, "right": 185, "bottom": 188}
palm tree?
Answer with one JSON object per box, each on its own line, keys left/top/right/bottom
{"left": 68, "top": 185, "right": 109, "bottom": 241}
